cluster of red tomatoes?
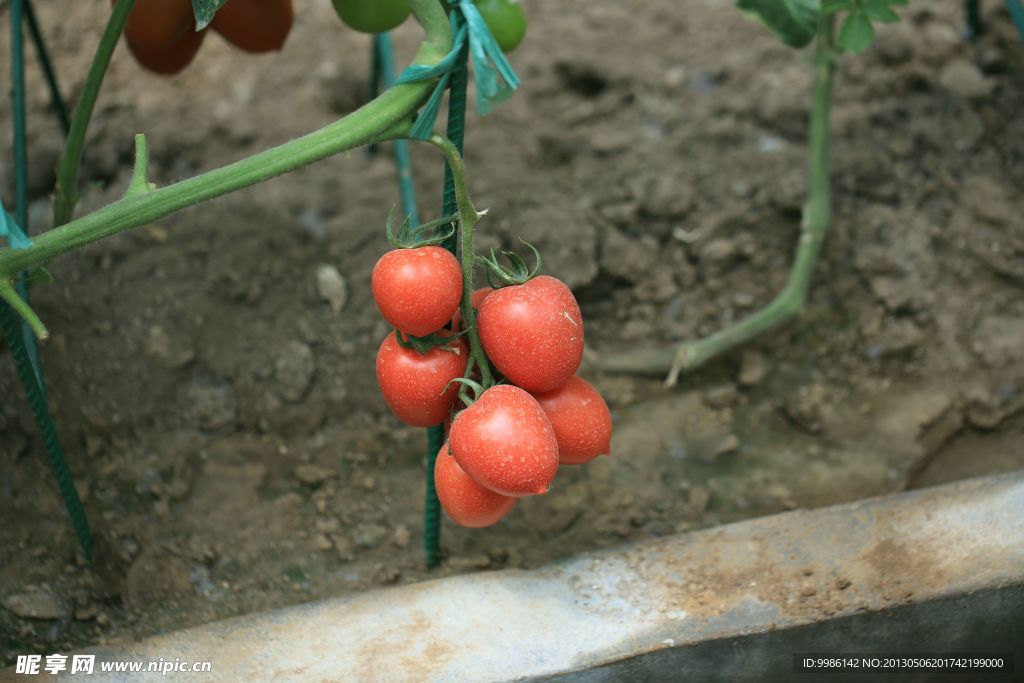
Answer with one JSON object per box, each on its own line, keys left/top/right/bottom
{"left": 117, "top": 0, "right": 294, "bottom": 75}
{"left": 119, "top": 0, "right": 526, "bottom": 76}
{"left": 372, "top": 244, "right": 613, "bottom": 528}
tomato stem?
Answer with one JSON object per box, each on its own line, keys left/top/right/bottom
{"left": 0, "top": 280, "right": 48, "bottom": 342}
{"left": 596, "top": 12, "right": 838, "bottom": 383}
{"left": 0, "top": 0, "right": 452, "bottom": 285}
{"left": 426, "top": 134, "right": 494, "bottom": 388}
{"left": 53, "top": 0, "right": 136, "bottom": 228}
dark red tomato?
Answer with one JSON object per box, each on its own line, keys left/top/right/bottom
{"left": 372, "top": 246, "right": 462, "bottom": 338}
{"left": 532, "top": 375, "right": 612, "bottom": 465}
{"left": 125, "top": 24, "right": 206, "bottom": 75}
{"left": 117, "top": 0, "right": 194, "bottom": 49}
{"left": 376, "top": 331, "right": 468, "bottom": 427}
{"left": 331, "top": 0, "right": 411, "bottom": 33}
{"left": 450, "top": 286, "right": 494, "bottom": 331}
{"left": 449, "top": 384, "right": 559, "bottom": 497}
{"left": 212, "top": 0, "right": 293, "bottom": 53}
{"left": 477, "top": 275, "right": 584, "bottom": 393}
{"left": 435, "top": 441, "right": 516, "bottom": 527}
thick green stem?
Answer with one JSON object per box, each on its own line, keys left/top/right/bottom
{"left": 52, "top": 0, "right": 135, "bottom": 227}
{"left": 0, "top": 0, "right": 453, "bottom": 282}
{"left": 426, "top": 134, "right": 493, "bottom": 388}
{"left": 597, "top": 14, "right": 837, "bottom": 383}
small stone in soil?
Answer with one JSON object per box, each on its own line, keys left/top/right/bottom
{"left": 392, "top": 525, "right": 411, "bottom": 549}
{"left": 739, "top": 351, "right": 767, "bottom": 387}
{"left": 3, "top": 590, "right": 66, "bottom": 620}
{"left": 294, "top": 464, "right": 336, "bottom": 486}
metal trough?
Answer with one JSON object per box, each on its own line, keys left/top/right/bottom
{"left": 43, "top": 471, "right": 1024, "bottom": 681}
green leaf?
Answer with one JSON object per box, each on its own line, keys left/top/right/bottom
{"left": 735, "top": 0, "right": 819, "bottom": 48}
{"left": 192, "top": 0, "right": 228, "bottom": 30}
{"left": 26, "top": 267, "right": 53, "bottom": 286}
{"left": 822, "top": 0, "right": 854, "bottom": 14}
{"left": 839, "top": 10, "right": 875, "bottom": 53}
{"left": 863, "top": 0, "right": 901, "bottom": 23}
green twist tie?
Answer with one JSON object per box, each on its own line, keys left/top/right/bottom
{"left": 396, "top": 1, "right": 520, "bottom": 139}
{"left": 1, "top": 200, "right": 32, "bottom": 250}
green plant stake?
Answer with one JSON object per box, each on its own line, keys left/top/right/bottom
{"left": 5, "top": 0, "right": 93, "bottom": 558}
{"left": 24, "top": 0, "right": 70, "bottom": 135}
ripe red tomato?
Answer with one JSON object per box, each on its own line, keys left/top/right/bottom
{"left": 372, "top": 246, "right": 463, "bottom": 338}
{"left": 211, "top": 0, "right": 293, "bottom": 53}
{"left": 477, "top": 275, "right": 584, "bottom": 393}
{"left": 124, "top": 24, "right": 206, "bottom": 75}
{"left": 450, "top": 286, "right": 493, "bottom": 331}
{"left": 533, "top": 376, "right": 612, "bottom": 465}
{"left": 449, "top": 384, "right": 559, "bottom": 497}
{"left": 376, "top": 332, "right": 468, "bottom": 427}
{"left": 117, "top": 0, "right": 194, "bottom": 48}
{"left": 331, "top": 0, "right": 411, "bottom": 33}
{"left": 435, "top": 441, "right": 516, "bottom": 527}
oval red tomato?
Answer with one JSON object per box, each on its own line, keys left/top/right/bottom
{"left": 376, "top": 331, "right": 468, "bottom": 427}
{"left": 449, "top": 384, "right": 559, "bottom": 497}
{"left": 450, "top": 286, "right": 493, "bottom": 332}
{"left": 125, "top": 24, "right": 206, "bottom": 75}
{"left": 533, "top": 375, "right": 612, "bottom": 465}
{"left": 435, "top": 441, "right": 516, "bottom": 527}
{"left": 212, "top": 0, "right": 293, "bottom": 53}
{"left": 117, "top": 0, "right": 194, "bottom": 48}
{"left": 477, "top": 275, "right": 584, "bottom": 393}
{"left": 372, "top": 246, "right": 463, "bottom": 338}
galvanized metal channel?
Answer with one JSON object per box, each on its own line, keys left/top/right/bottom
{"left": 56, "top": 472, "right": 1024, "bottom": 681}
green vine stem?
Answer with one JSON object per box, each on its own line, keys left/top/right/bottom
{"left": 53, "top": 0, "right": 135, "bottom": 227}
{"left": 426, "top": 134, "right": 494, "bottom": 388}
{"left": 0, "top": 281, "right": 48, "bottom": 341}
{"left": 596, "top": 13, "right": 838, "bottom": 385}
{"left": 125, "top": 133, "right": 151, "bottom": 196}
{"left": 0, "top": 0, "right": 452, "bottom": 290}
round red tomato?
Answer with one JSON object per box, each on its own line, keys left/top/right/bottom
{"left": 450, "top": 286, "right": 493, "bottom": 331}
{"left": 117, "top": 0, "right": 194, "bottom": 48}
{"left": 533, "top": 375, "right": 612, "bottom": 465}
{"left": 435, "top": 441, "right": 516, "bottom": 527}
{"left": 372, "top": 247, "right": 462, "bottom": 338}
{"left": 212, "top": 0, "right": 293, "bottom": 53}
{"left": 477, "top": 275, "right": 584, "bottom": 393}
{"left": 125, "top": 24, "right": 206, "bottom": 75}
{"left": 449, "top": 384, "right": 559, "bottom": 497}
{"left": 376, "top": 331, "right": 468, "bottom": 427}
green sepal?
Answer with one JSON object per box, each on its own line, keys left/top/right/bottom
{"left": 25, "top": 267, "right": 54, "bottom": 286}
{"left": 191, "top": 0, "right": 229, "bottom": 30}
{"left": 394, "top": 329, "right": 467, "bottom": 356}
{"left": 475, "top": 239, "right": 542, "bottom": 287}
{"left": 839, "top": 10, "right": 875, "bottom": 53}
{"left": 385, "top": 206, "right": 459, "bottom": 249}
{"left": 735, "top": 0, "right": 819, "bottom": 48}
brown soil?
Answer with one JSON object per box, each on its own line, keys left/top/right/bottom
{"left": 2, "top": 0, "right": 1023, "bottom": 665}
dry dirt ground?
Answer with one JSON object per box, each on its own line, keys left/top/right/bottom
{"left": 1, "top": 0, "right": 1023, "bottom": 664}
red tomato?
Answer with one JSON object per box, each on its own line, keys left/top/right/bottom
{"left": 449, "top": 385, "right": 559, "bottom": 497}
{"left": 117, "top": 0, "right": 194, "bottom": 48}
{"left": 212, "top": 0, "right": 294, "bottom": 53}
{"left": 125, "top": 24, "right": 206, "bottom": 75}
{"left": 450, "top": 286, "right": 494, "bottom": 331}
{"left": 435, "top": 441, "right": 516, "bottom": 527}
{"left": 372, "top": 247, "right": 463, "bottom": 338}
{"left": 376, "top": 332, "right": 468, "bottom": 427}
{"left": 533, "top": 375, "right": 612, "bottom": 465}
{"left": 477, "top": 275, "right": 584, "bottom": 393}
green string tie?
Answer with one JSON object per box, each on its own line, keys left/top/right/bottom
{"left": 397, "top": 1, "right": 520, "bottom": 139}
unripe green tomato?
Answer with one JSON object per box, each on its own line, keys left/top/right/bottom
{"left": 475, "top": 0, "right": 526, "bottom": 52}
{"left": 444, "top": 0, "right": 527, "bottom": 52}
{"left": 332, "top": 0, "right": 411, "bottom": 34}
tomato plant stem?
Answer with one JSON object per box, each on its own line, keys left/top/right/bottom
{"left": 52, "top": 0, "right": 135, "bottom": 228}
{"left": 426, "top": 134, "right": 494, "bottom": 388}
{"left": 597, "top": 13, "right": 837, "bottom": 383}
{"left": 0, "top": 0, "right": 452, "bottom": 287}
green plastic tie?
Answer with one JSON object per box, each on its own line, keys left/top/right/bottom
{"left": 396, "top": 2, "right": 519, "bottom": 139}
{"left": 1007, "top": 0, "right": 1024, "bottom": 40}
